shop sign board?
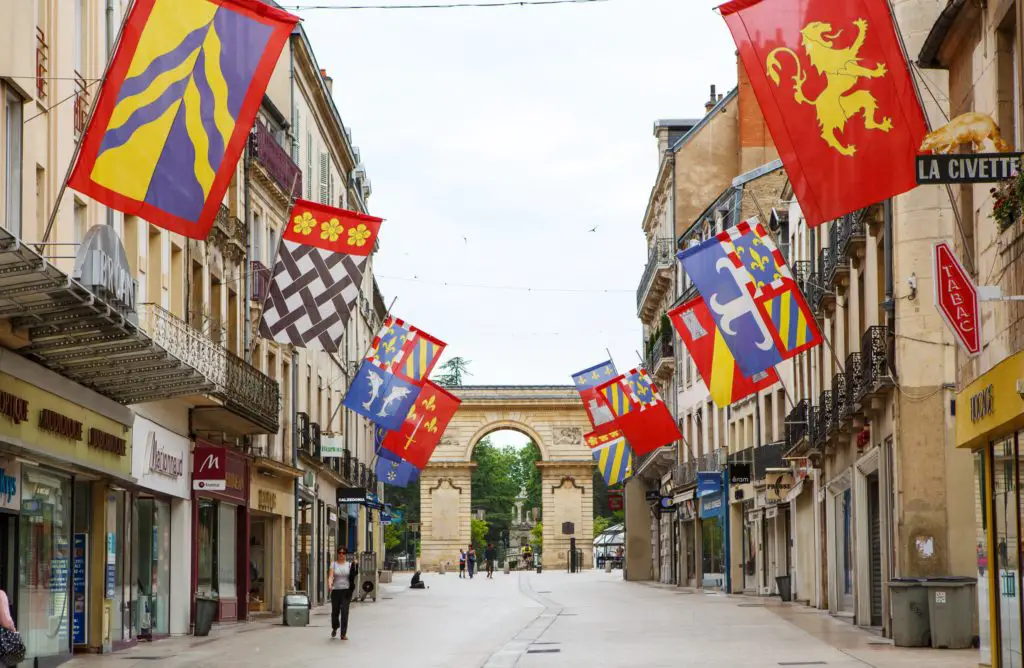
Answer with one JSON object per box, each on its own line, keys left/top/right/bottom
{"left": 193, "top": 444, "right": 226, "bottom": 491}
{"left": 608, "top": 490, "right": 623, "bottom": 512}
{"left": 320, "top": 434, "right": 343, "bottom": 458}
{"left": 72, "top": 225, "right": 138, "bottom": 324}
{"left": 766, "top": 472, "right": 795, "bottom": 503}
{"left": 933, "top": 241, "right": 980, "bottom": 357}
{"left": 696, "top": 472, "right": 721, "bottom": 498}
{"left": 337, "top": 487, "right": 367, "bottom": 506}
{"left": 729, "top": 463, "right": 752, "bottom": 486}
{"left": 700, "top": 493, "right": 723, "bottom": 519}
{"left": 105, "top": 531, "right": 116, "bottom": 599}
{"left": 677, "top": 499, "right": 696, "bottom": 522}
{"left": 132, "top": 417, "right": 189, "bottom": 499}
{"left": 915, "top": 113, "right": 1021, "bottom": 185}
{"left": 72, "top": 533, "right": 88, "bottom": 645}
{"left": 0, "top": 459, "right": 19, "bottom": 512}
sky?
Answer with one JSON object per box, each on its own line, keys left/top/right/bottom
{"left": 299, "top": 0, "right": 737, "bottom": 387}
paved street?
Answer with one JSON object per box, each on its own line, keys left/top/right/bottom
{"left": 65, "top": 569, "right": 979, "bottom": 668}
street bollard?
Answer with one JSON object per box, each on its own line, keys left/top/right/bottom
{"left": 605, "top": 560, "right": 612, "bottom": 573}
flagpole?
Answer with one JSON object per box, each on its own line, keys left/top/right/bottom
{"left": 38, "top": 0, "right": 135, "bottom": 251}
{"left": 324, "top": 296, "right": 398, "bottom": 435}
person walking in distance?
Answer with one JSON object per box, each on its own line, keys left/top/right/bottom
{"left": 467, "top": 546, "right": 477, "bottom": 579}
{"left": 328, "top": 548, "right": 358, "bottom": 640}
{"left": 485, "top": 543, "right": 496, "bottom": 579}
{"left": 459, "top": 550, "right": 467, "bottom": 579}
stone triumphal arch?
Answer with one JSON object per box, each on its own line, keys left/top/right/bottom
{"left": 420, "top": 386, "right": 596, "bottom": 570}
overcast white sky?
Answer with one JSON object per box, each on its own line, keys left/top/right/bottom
{"left": 300, "top": 0, "right": 737, "bottom": 389}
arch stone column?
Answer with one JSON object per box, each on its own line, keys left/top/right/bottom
{"left": 417, "top": 386, "right": 595, "bottom": 572}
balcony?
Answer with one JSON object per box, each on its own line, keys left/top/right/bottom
{"left": 807, "top": 270, "right": 824, "bottom": 318}
{"left": 835, "top": 209, "right": 868, "bottom": 268}
{"left": 250, "top": 260, "right": 271, "bottom": 304}
{"left": 672, "top": 449, "right": 725, "bottom": 487}
{"left": 637, "top": 238, "right": 675, "bottom": 322}
{"left": 646, "top": 325, "right": 675, "bottom": 384}
{"left": 729, "top": 446, "right": 754, "bottom": 466}
{"left": 137, "top": 303, "right": 280, "bottom": 435}
{"left": 831, "top": 372, "right": 847, "bottom": 436}
{"left": 819, "top": 248, "right": 837, "bottom": 315}
{"left": 827, "top": 222, "right": 851, "bottom": 295}
{"left": 252, "top": 120, "right": 302, "bottom": 202}
{"left": 247, "top": 426, "right": 302, "bottom": 479}
{"left": 754, "top": 441, "right": 787, "bottom": 480}
{"left": 785, "top": 399, "right": 810, "bottom": 452}
{"left": 817, "top": 392, "right": 832, "bottom": 448}
{"left": 206, "top": 204, "right": 246, "bottom": 265}
{"left": 843, "top": 352, "right": 864, "bottom": 426}
{"left": 811, "top": 404, "right": 825, "bottom": 449}
{"left": 858, "top": 325, "right": 895, "bottom": 409}
{"left": 792, "top": 260, "right": 811, "bottom": 296}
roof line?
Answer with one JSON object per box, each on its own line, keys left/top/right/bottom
{"left": 668, "top": 86, "right": 738, "bottom": 153}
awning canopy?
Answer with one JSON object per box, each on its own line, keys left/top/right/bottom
{"left": 0, "top": 230, "right": 279, "bottom": 435}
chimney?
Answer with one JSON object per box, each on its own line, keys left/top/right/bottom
{"left": 320, "top": 68, "right": 333, "bottom": 95}
{"left": 705, "top": 84, "right": 718, "bottom": 113}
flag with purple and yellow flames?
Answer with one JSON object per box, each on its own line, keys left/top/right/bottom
{"left": 68, "top": 0, "right": 298, "bottom": 239}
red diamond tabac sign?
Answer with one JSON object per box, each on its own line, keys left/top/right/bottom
{"left": 933, "top": 242, "right": 981, "bottom": 357}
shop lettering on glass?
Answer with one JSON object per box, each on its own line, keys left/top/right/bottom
{"left": 0, "top": 460, "right": 19, "bottom": 512}
{"left": 38, "top": 409, "right": 83, "bottom": 441}
{"left": 258, "top": 490, "right": 277, "bottom": 512}
{"left": 88, "top": 428, "right": 126, "bottom": 456}
{"left": 147, "top": 432, "right": 182, "bottom": 478}
{"left": 970, "top": 384, "right": 994, "bottom": 423}
{"left": 226, "top": 471, "right": 244, "bottom": 493}
{"left": 0, "top": 390, "right": 28, "bottom": 425}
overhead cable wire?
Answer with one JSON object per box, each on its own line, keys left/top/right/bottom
{"left": 285, "top": 0, "right": 608, "bottom": 10}
{"left": 375, "top": 274, "right": 632, "bottom": 293}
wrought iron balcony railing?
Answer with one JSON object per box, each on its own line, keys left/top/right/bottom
{"left": 138, "top": 303, "right": 280, "bottom": 433}
{"left": 820, "top": 390, "right": 834, "bottom": 443}
{"left": 729, "top": 447, "right": 755, "bottom": 465}
{"left": 250, "top": 260, "right": 271, "bottom": 303}
{"left": 843, "top": 352, "right": 863, "bottom": 420}
{"left": 647, "top": 327, "right": 675, "bottom": 378}
{"left": 786, "top": 399, "right": 810, "bottom": 450}
{"left": 859, "top": 325, "right": 895, "bottom": 400}
{"left": 309, "top": 422, "right": 322, "bottom": 458}
{"left": 807, "top": 270, "right": 823, "bottom": 316}
{"left": 636, "top": 238, "right": 676, "bottom": 312}
{"left": 810, "top": 404, "right": 825, "bottom": 448}
{"left": 253, "top": 120, "right": 302, "bottom": 198}
{"left": 344, "top": 450, "right": 353, "bottom": 480}
{"left": 836, "top": 209, "right": 867, "bottom": 262}
{"left": 831, "top": 372, "right": 847, "bottom": 430}
{"left": 820, "top": 246, "right": 836, "bottom": 288}
{"left": 792, "top": 260, "right": 811, "bottom": 295}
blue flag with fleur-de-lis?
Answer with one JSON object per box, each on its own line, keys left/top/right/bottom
{"left": 376, "top": 456, "right": 419, "bottom": 488}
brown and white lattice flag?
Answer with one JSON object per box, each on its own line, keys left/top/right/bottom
{"left": 259, "top": 199, "right": 382, "bottom": 351}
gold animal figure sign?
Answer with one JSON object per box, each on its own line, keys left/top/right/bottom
{"left": 918, "top": 112, "right": 1012, "bottom": 154}
{"left": 766, "top": 18, "right": 892, "bottom": 157}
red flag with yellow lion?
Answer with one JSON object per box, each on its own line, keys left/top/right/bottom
{"left": 719, "top": 0, "right": 927, "bottom": 227}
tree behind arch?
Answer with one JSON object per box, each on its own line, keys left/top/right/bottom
{"left": 434, "top": 357, "right": 472, "bottom": 387}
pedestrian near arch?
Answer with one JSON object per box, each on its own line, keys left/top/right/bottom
{"left": 328, "top": 548, "right": 358, "bottom": 640}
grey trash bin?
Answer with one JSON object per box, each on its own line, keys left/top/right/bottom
{"left": 924, "top": 577, "right": 977, "bottom": 649}
{"left": 194, "top": 596, "right": 218, "bottom": 637}
{"left": 775, "top": 575, "right": 792, "bottom": 602}
{"left": 283, "top": 593, "right": 310, "bottom": 627}
{"left": 889, "top": 578, "right": 930, "bottom": 647}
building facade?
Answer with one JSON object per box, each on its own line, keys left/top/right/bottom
{"left": 0, "top": 0, "right": 386, "bottom": 661}
{"left": 919, "top": 0, "right": 1024, "bottom": 664}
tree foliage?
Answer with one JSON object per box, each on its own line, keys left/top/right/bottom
{"left": 471, "top": 518, "right": 489, "bottom": 550}
{"left": 384, "top": 522, "right": 403, "bottom": 552}
{"left": 433, "top": 357, "right": 472, "bottom": 387}
{"left": 530, "top": 522, "right": 543, "bottom": 550}
{"left": 471, "top": 438, "right": 543, "bottom": 547}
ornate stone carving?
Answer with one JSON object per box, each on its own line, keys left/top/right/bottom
{"left": 553, "top": 427, "right": 582, "bottom": 445}
{"left": 439, "top": 436, "right": 457, "bottom": 446}
{"left": 550, "top": 476, "right": 584, "bottom": 493}
{"left": 430, "top": 477, "right": 463, "bottom": 493}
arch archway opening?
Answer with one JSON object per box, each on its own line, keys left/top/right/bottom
{"left": 468, "top": 428, "right": 542, "bottom": 570}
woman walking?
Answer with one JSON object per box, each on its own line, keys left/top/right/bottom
{"left": 328, "top": 548, "right": 358, "bottom": 640}
{"left": 459, "top": 550, "right": 466, "bottom": 578}
{"left": 467, "top": 546, "right": 477, "bottom": 579}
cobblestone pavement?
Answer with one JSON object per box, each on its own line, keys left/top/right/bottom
{"left": 63, "top": 569, "right": 980, "bottom": 667}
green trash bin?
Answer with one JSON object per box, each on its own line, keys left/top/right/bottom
{"left": 888, "top": 578, "right": 930, "bottom": 647}
{"left": 194, "top": 595, "right": 218, "bottom": 637}
{"left": 924, "top": 577, "right": 977, "bottom": 649}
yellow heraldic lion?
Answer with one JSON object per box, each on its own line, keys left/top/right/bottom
{"left": 766, "top": 19, "right": 893, "bottom": 156}
{"left": 918, "top": 112, "right": 1011, "bottom": 154}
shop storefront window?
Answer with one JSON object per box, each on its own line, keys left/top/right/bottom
{"left": 217, "top": 504, "right": 237, "bottom": 602}
{"left": 974, "top": 451, "right": 991, "bottom": 666}
{"left": 18, "top": 468, "right": 71, "bottom": 662}
{"left": 994, "top": 436, "right": 1021, "bottom": 668}
{"left": 701, "top": 518, "right": 724, "bottom": 577}
{"left": 197, "top": 499, "right": 217, "bottom": 595}
{"left": 834, "top": 487, "right": 854, "bottom": 613}
{"left": 133, "top": 499, "right": 171, "bottom": 637}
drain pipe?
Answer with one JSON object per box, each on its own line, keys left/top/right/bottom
{"left": 292, "top": 349, "right": 299, "bottom": 591}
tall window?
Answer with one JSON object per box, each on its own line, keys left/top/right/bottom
{"left": 74, "top": 0, "right": 85, "bottom": 73}
{"left": 73, "top": 200, "right": 86, "bottom": 244}
{"left": 4, "top": 91, "right": 22, "bottom": 237}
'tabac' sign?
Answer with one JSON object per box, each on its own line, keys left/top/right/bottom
{"left": 933, "top": 242, "right": 980, "bottom": 357}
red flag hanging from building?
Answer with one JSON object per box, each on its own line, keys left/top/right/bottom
{"left": 595, "top": 369, "right": 681, "bottom": 457}
{"left": 380, "top": 381, "right": 461, "bottom": 469}
{"left": 719, "top": 0, "right": 927, "bottom": 226}
{"left": 668, "top": 296, "right": 779, "bottom": 408}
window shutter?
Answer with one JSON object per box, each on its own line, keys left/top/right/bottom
{"left": 319, "top": 152, "right": 329, "bottom": 204}
{"left": 306, "top": 134, "right": 313, "bottom": 200}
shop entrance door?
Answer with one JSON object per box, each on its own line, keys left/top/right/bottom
{"left": 867, "top": 473, "right": 883, "bottom": 627}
